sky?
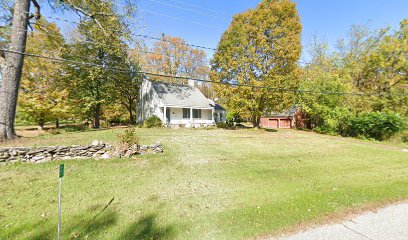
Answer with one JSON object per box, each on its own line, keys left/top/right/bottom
{"left": 43, "top": 0, "right": 408, "bottom": 61}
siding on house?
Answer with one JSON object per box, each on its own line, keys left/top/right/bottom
{"left": 137, "top": 79, "right": 224, "bottom": 127}
{"left": 136, "top": 80, "right": 163, "bottom": 123}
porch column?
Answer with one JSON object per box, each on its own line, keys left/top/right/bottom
{"left": 211, "top": 108, "right": 214, "bottom": 123}
{"left": 190, "top": 108, "right": 193, "bottom": 125}
{"left": 163, "top": 106, "right": 167, "bottom": 124}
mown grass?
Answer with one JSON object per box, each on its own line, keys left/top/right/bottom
{"left": 0, "top": 128, "right": 407, "bottom": 239}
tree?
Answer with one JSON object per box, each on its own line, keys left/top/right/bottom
{"left": 360, "top": 20, "right": 408, "bottom": 115}
{"left": 210, "top": 0, "right": 302, "bottom": 127}
{"left": 109, "top": 60, "right": 143, "bottom": 125}
{"left": 17, "top": 20, "right": 70, "bottom": 129}
{"left": 0, "top": 0, "right": 137, "bottom": 140}
{"left": 299, "top": 20, "right": 408, "bottom": 134}
{"left": 0, "top": 0, "right": 38, "bottom": 141}
{"left": 62, "top": 2, "right": 135, "bottom": 128}
{"left": 139, "top": 34, "right": 209, "bottom": 84}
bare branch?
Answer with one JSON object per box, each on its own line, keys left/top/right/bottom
{"left": 92, "top": 12, "right": 114, "bottom": 17}
{"left": 30, "top": 0, "right": 41, "bottom": 20}
{"left": 27, "top": 21, "right": 33, "bottom": 31}
{"left": 63, "top": 0, "right": 108, "bottom": 36}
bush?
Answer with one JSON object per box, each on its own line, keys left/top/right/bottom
{"left": 119, "top": 127, "right": 139, "bottom": 147}
{"left": 216, "top": 122, "right": 229, "bottom": 129}
{"left": 143, "top": 115, "right": 163, "bottom": 128}
{"left": 226, "top": 112, "right": 243, "bottom": 125}
{"left": 401, "top": 132, "right": 408, "bottom": 143}
{"left": 48, "top": 129, "right": 62, "bottom": 135}
{"left": 340, "top": 111, "right": 405, "bottom": 141}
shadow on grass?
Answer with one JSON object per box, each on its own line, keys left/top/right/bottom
{"left": 30, "top": 198, "right": 118, "bottom": 240}
{"left": 25, "top": 198, "right": 176, "bottom": 240}
{"left": 118, "top": 214, "right": 175, "bottom": 240}
{"left": 263, "top": 128, "right": 278, "bottom": 133}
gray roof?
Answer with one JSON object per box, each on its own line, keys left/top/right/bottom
{"left": 262, "top": 106, "right": 298, "bottom": 117}
{"left": 151, "top": 81, "right": 212, "bottom": 108}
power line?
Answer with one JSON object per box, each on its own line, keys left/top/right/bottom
{"left": 139, "top": 9, "right": 223, "bottom": 30}
{"left": 5, "top": 20, "right": 218, "bottom": 51}
{"left": 142, "top": 9, "right": 219, "bottom": 29}
{"left": 3, "top": 48, "right": 405, "bottom": 97}
{"left": 23, "top": 13, "right": 219, "bottom": 51}
{"left": 145, "top": 0, "right": 229, "bottom": 21}
{"left": 133, "top": 33, "right": 216, "bottom": 51}
{"left": 3, "top": 25, "right": 213, "bottom": 63}
{"left": 166, "top": 0, "right": 230, "bottom": 19}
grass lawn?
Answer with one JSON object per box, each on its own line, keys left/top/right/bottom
{"left": 0, "top": 128, "right": 407, "bottom": 239}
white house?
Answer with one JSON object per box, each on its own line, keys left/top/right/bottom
{"left": 136, "top": 79, "right": 226, "bottom": 127}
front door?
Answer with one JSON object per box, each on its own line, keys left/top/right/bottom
{"left": 166, "top": 108, "right": 171, "bottom": 123}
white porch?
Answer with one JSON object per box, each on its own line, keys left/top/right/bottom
{"left": 161, "top": 106, "right": 215, "bottom": 127}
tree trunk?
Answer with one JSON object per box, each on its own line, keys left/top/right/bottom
{"left": 252, "top": 116, "right": 260, "bottom": 128}
{"left": 93, "top": 103, "right": 101, "bottom": 128}
{"left": 128, "top": 101, "right": 135, "bottom": 125}
{"left": 38, "top": 119, "right": 45, "bottom": 130}
{"left": 55, "top": 119, "right": 60, "bottom": 128}
{"left": 0, "top": 0, "right": 31, "bottom": 141}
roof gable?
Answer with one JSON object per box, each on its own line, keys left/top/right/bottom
{"left": 150, "top": 80, "right": 212, "bottom": 108}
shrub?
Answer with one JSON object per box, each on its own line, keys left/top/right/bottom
{"left": 63, "top": 125, "right": 87, "bottom": 132}
{"left": 401, "top": 132, "right": 408, "bottom": 143}
{"left": 143, "top": 115, "right": 163, "bottom": 128}
{"left": 119, "top": 127, "right": 139, "bottom": 147}
{"left": 216, "top": 122, "right": 229, "bottom": 129}
{"left": 48, "top": 129, "right": 61, "bottom": 135}
{"left": 341, "top": 111, "right": 405, "bottom": 141}
{"left": 226, "top": 112, "right": 242, "bottom": 125}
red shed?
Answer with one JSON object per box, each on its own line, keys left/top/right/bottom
{"left": 260, "top": 116, "right": 293, "bottom": 129}
{"left": 260, "top": 107, "right": 298, "bottom": 129}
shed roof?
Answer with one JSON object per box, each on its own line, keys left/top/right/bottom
{"left": 151, "top": 80, "right": 212, "bottom": 108}
{"left": 262, "top": 106, "right": 298, "bottom": 117}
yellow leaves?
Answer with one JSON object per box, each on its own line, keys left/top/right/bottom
{"left": 141, "top": 34, "right": 209, "bottom": 83}
{"left": 211, "top": 0, "right": 301, "bottom": 118}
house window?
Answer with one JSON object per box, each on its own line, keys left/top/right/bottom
{"left": 193, "top": 109, "right": 201, "bottom": 118}
{"left": 183, "top": 108, "right": 190, "bottom": 118}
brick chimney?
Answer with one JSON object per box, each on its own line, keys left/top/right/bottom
{"left": 188, "top": 79, "right": 195, "bottom": 87}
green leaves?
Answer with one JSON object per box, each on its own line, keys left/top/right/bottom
{"left": 341, "top": 111, "right": 406, "bottom": 141}
{"left": 18, "top": 19, "right": 70, "bottom": 128}
{"left": 211, "top": 0, "right": 302, "bottom": 126}
{"left": 60, "top": 1, "right": 140, "bottom": 126}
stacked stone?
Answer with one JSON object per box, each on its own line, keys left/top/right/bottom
{"left": 0, "top": 140, "right": 164, "bottom": 164}
{"left": 139, "top": 142, "right": 164, "bottom": 154}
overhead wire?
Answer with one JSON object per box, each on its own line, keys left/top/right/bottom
{"left": 3, "top": 25, "right": 212, "bottom": 63}
{"left": 165, "top": 0, "right": 230, "bottom": 19}
{"left": 3, "top": 48, "right": 406, "bottom": 97}
{"left": 4, "top": 11, "right": 404, "bottom": 99}
{"left": 139, "top": 9, "right": 223, "bottom": 30}
{"left": 144, "top": 0, "right": 229, "bottom": 21}
{"left": 19, "top": 13, "right": 219, "bottom": 51}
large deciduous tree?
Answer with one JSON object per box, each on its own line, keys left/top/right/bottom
{"left": 137, "top": 34, "right": 209, "bottom": 84}
{"left": 210, "top": 0, "right": 302, "bottom": 127}
{"left": 62, "top": 1, "right": 137, "bottom": 128}
{"left": 108, "top": 60, "right": 142, "bottom": 125}
{"left": 0, "top": 0, "right": 37, "bottom": 141}
{"left": 18, "top": 20, "right": 71, "bottom": 129}
{"left": 0, "top": 0, "right": 137, "bottom": 140}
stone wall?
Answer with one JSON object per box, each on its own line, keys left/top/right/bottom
{"left": 0, "top": 140, "right": 163, "bottom": 164}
